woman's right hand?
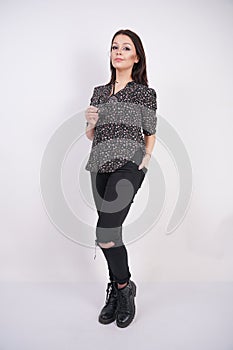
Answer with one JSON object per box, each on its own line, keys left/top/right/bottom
{"left": 85, "top": 105, "right": 99, "bottom": 127}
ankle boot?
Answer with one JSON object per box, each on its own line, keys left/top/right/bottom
{"left": 116, "top": 280, "right": 137, "bottom": 328}
{"left": 98, "top": 281, "right": 118, "bottom": 324}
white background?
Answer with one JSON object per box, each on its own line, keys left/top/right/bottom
{"left": 1, "top": 0, "right": 233, "bottom": 284}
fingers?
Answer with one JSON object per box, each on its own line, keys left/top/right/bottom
{"left": 138, "top": 156, "right": 150, "bottom": 170}
{"left": 85, "top": 105, "right": 99, "bottom": 125}
{"left": 138, "top": 163, "right": 143, "bottom": 170}
{"left": 88, "top": 105, "right": 99, "bottom": 112}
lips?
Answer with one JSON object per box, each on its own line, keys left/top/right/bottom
{"left": 115, "top": 58, "right": 123, "bottom": 61}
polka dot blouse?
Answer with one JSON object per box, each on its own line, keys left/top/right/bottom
{"left": 85, "top": 81, "right": 157, "bottom": 173}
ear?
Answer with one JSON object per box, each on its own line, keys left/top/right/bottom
{"left": 135, "top": 55, "right": 140, "bottom": 64}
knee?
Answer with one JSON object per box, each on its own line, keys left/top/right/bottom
{"left": 96, "top": 227, "right": 122, "bottom": 249}
{"left": 98, "top": 241, "right": 115, "bottom": 249}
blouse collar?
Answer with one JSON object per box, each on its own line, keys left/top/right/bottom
{"left": 103, "top": 80, "right": 138, "bottom": 99}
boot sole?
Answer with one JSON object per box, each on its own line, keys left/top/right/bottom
{"left": 116, "top": 281, "right": 137, "bottom": 328}
{"left": 98, "top": 312, "right": 117, "bottom": 325}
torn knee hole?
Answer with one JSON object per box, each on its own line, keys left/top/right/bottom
{"left": 98, "top": 241, "right": 115, "bottom": 249}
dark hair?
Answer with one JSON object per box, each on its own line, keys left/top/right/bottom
{"left": 108, "top": 29, "right": 148, "bottom": 87}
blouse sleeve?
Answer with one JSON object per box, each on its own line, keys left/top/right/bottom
{"left": 141, "top": 88, "right": 157, "bottom": 136}
{"left": 86, "top": 87, "right": 99, "bottom": 127}
{"left": 89, "top": 87, "right": 99, "bottom": 107}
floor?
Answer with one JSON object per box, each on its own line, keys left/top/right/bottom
{"left": 0, "top": 282, "right": 232, "bottom": 350}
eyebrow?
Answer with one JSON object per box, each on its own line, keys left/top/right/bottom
{"left": 112, "top": 42, "right": 132, "bottom": 45}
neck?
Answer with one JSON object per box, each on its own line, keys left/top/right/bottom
{"left": 115, "top": 70, "right": 133, "bottom": 85}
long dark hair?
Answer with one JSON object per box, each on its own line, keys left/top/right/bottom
{"left": 108, "top": 29, "right": 148, "bottom": 87}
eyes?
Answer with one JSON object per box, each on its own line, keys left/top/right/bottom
{"left": 111, "top": 45, "right": 131, "bottom": 51}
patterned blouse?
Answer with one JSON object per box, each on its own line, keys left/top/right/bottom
{"left": 85, "top": 81, "right": 157, "bottom": 173}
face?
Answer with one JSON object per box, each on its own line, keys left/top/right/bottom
{"left": 110, "top": 34, "right": 139, "bottom": 72}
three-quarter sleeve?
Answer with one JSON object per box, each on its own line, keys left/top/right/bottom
{"left": 89, "top": 87, "right": 99, "bottom": 107}
{"left": 86, "top": 87, "right": 100, "bottom": 127}
{"left": 141, "top": 88, "right": 157, "bottom": 136}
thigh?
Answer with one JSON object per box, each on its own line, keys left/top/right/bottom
{"left": 104, "top": 161, "right": 146, "bottom": 201}
{"left": 90, "top": 171, "right": 109, "bottom": 213}
{"left": 98, "top": 161, "right": 146, "bottom": 227}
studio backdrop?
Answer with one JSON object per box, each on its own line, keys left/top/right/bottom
{"left": 0, "top": 0, "right": 232, "bottom": 283}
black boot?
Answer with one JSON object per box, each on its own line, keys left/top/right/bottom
{"left": 98, "top": 281, "right": 118, "bottom": 324}
{"left": 116, "top": 280, "right": 137, "bottom": 328}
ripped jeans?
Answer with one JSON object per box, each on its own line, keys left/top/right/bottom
{"left": 90, "top": 160, "right": 147, "bottom": 284}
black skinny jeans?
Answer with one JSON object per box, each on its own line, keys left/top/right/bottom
{"left": 90, "top": 160, "right": 147, "bottom": 284}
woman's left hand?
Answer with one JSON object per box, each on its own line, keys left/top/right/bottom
{"left": 138, "top": 154, "right": 151, "bottom": 170}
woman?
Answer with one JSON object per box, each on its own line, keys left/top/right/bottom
{"left": 85, "top": 29, "right": 157, "bottom": 328}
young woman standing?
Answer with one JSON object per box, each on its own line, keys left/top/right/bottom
{"left": 85, "top": 29, "right": 157, "bottom": 328}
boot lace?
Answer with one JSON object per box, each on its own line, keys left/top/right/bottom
{"left": 118, "top": 287, "right": 131, "bottom": 312}
{"left": 105, "top": 282, "right": 117, "bottom": 305}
